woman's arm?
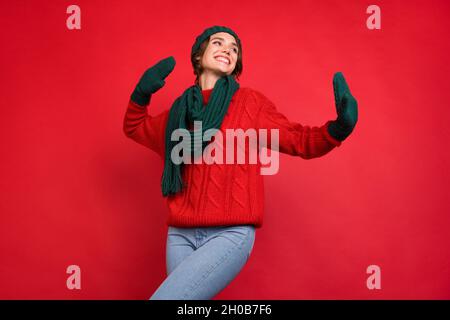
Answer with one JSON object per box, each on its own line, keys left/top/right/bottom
{"left": 254, "top": 90, "right": 342, "bottom": 159}
{"left": 123, "top": 99, "right": 169, "bottom": 159}
{"left": 123, "top": 56, "right": 175, "bottom": 159}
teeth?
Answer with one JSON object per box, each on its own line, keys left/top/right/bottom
{"left": 215, "top": 57, "right": 229, "bottom": 64}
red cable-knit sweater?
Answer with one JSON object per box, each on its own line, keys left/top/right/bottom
{"left": 123, "top": 87, "right": 342, "bottom": 228}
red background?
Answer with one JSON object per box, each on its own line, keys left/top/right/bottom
{"left": 1, "top": 0, "right": 450, "bottom": 299}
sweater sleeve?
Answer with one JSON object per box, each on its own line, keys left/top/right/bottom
{"left": 123, "top": 98, "right": 169, "bottom": 159}
{"left": 254, "top": 90, "right": 342, "bottom": 159}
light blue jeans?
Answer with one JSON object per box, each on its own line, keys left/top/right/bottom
{"left": 149, "top": 224, "right": 256, "bottom": 300}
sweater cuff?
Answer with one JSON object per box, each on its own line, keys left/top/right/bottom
{"left": 129, "top": 98, "right": 148, "bottom": 109}
{"left": 323, "top": 120, "right": 342, "bottom": 147}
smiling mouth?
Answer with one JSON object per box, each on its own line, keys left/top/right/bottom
{"left": 215, "top": 57, "right": 230, "bottom": 65}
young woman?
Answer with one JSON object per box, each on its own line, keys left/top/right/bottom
{"left": 123, "top": 25, "right": 358, "bottom": 300}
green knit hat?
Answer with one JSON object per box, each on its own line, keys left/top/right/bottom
{"left": 191, "top": 25, "right": 241, "bottom": 57}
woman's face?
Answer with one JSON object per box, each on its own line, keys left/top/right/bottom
{"left": 200, "top": 32, "right": 239, "bottom": 76}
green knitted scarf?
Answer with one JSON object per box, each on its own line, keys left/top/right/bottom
{"left": 161, "top": 75, "right": 240, "bottom": 197}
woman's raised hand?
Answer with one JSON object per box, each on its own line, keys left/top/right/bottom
{"left": 130, "top": 56, "right": 176, "bottom": 106}
{"left": 327, "top": 72, "right": 358, "bottom": 141}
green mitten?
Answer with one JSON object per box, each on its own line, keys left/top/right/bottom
{"left": 130, "top": 56, "right": 176, "bottom": 106}
{"left": 327, "top": 72, "right": 358, "bottom": 141}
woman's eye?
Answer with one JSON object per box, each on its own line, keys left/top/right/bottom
{"left": 213, "top": 41, "right": 238, "bottom": 54}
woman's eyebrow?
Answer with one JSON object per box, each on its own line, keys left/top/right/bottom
{"left": 210, "top": 37, "right": 238, "bottom": 48}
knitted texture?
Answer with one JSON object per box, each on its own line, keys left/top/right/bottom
{"left": 161, "top": 75, "right": 239, "bottom": 197}
{"left": 123, "top": 87, "right": 342, "bottom": 228}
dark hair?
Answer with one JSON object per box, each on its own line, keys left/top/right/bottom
{"left": 191, "top": 36, "right": 243, "bottom": 86}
